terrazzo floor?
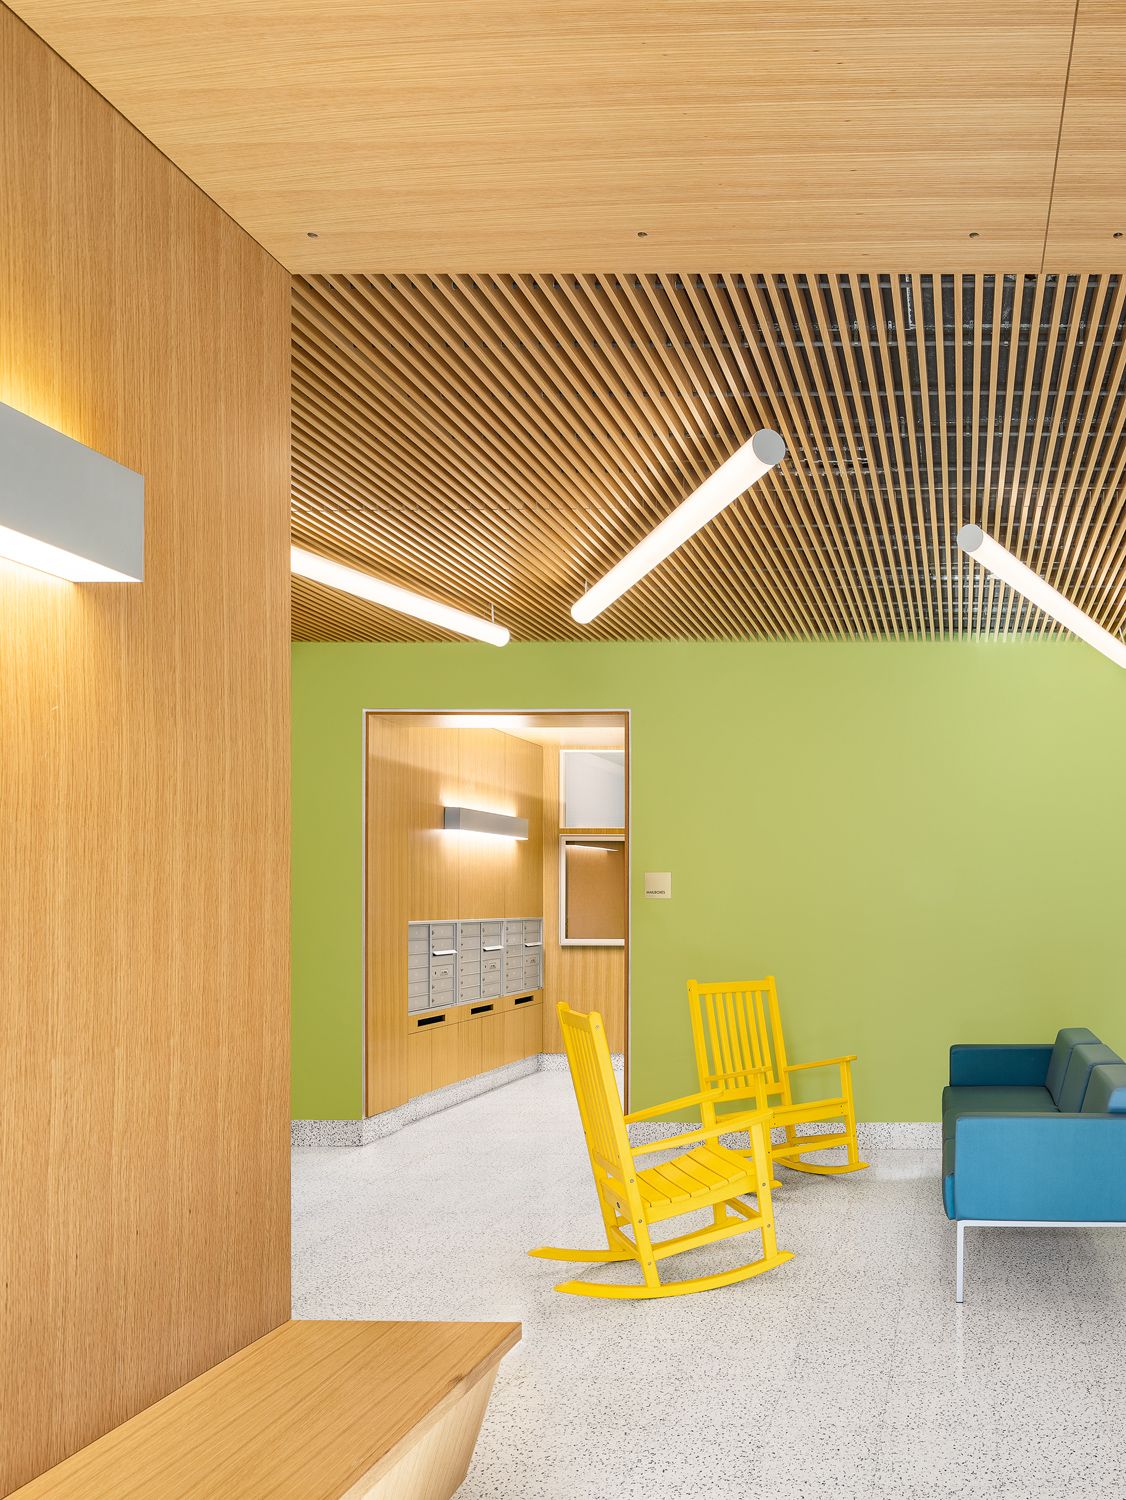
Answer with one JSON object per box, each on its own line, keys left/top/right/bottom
{"left": 292, "top": 1072, "right": 1126, "bottom": 1500}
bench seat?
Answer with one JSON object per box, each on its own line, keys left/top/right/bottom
{"left": 11, "top": 1319, "right": 520, "bottom": 1499}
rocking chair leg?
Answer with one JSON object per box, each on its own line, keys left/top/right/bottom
{"left": 530, "top": 1192, "right": 634, "bottom": 1264}
{"left": 528, "top": 1245, "right": 633, "bottom": 1263}
{"left": 842, "top": 1066, "right": 864, "bottom": 1169}
{"left": 747, "top": 1119, "right": 784, "bottom": 1264}
{"left": 632, "top": 1219, "right": 662, "bottom": 1291}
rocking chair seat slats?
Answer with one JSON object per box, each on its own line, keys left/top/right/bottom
{"left": 635, "top": 1144, "right": 754, "bottom": 1216}
{"left": 531, "top": 1004, "right": 793, "bottom": 1299}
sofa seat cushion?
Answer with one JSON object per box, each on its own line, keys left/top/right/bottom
{"left": 941, "top": 1084, "right": 1056, "bottom": 1139}
{"left": 1045, "top": 1027, "right": 1101, "bottom": 1105}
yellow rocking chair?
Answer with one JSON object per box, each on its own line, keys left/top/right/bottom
{"left": 688, "top": 977, "right": 868, "bottom": 1178}
{"left": 530, "top": 1003, "right": 792, "bottom": 1298}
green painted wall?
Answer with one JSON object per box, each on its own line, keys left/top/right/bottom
{"left": 292, "top": 640, "right": 1126, "bottom": 1122}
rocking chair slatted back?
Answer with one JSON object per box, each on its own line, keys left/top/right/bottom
{"left": 688, "top": 977, "right": 790, "bottom": 1103}
{"left": 558, "top": 1003, "right": 633, "bottom": 1191}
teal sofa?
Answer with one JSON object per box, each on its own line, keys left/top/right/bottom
{"left": 942, "top": 1027, "right": 1126, "bottom": 1302}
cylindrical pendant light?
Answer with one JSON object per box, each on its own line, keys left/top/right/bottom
{"left": 291, "top": 546, "right": 509, "bottom": 646}
{"left": 956, "top": 525, "right": 1126, "bottom": 670}
{"left": 571, "top": 428, "right": 786, "bottom": 624}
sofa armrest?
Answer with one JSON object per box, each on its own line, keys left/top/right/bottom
{"left": 948, "top": 1044, "right": 1053, "bottom": 1087}
{"left": 950, "top": 1113, "right": 1126, "bottom": 1221}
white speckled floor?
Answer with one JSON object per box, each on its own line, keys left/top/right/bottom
{"left": 292, "top": 1072, "right": 1126, "bottom": 1500}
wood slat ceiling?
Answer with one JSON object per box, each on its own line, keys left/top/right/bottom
{"left": 13, "top": 1, "right": 1126, "bottom": 269}
{"left": 292, "top": 271, "right": 1126, "bottom": 645}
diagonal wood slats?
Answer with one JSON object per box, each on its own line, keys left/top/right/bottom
{"left": 291, "top": 273, "right": 1126, "bottom": 645}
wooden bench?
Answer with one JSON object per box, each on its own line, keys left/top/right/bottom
{"left": 12, "top": 1320, "right": 520, "bottom": 1499}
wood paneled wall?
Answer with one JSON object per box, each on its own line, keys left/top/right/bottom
{"left": 541, "top": 749, "right": 627, "bottom": 1057}
{"left": 0, "top": 8, "right": 290, "bottom": 1493}
{"left": 365, "top": 719, "right": 543, "bottom": 1115}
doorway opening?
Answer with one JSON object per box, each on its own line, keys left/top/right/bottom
{"left": 362, "top": 710, "right": 630, "bottom": 1121}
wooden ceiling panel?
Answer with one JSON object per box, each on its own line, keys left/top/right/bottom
{"left": 1044, "top": 0, "right": 1126, "bottom": 268}
{"left": 291, "top": 271, "right": 1126, "bottom": 645}
{"left": 9, "top": 1, "right": 1081, "bottom": 268}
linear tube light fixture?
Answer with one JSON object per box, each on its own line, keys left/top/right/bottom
{"left": 443, "top": 805, "right": 528, "bottom": 840}
{"left": 291, "top": 546, "right": 509, "bottom": 646}
{"left": 571, "top": 428, "right": 786, "bottom": 623}
{"left": 956, "top": 524, "right": 1126, "bottom": 670}
{"left": 0, "top": 402, "right": 143, "bottom": 581}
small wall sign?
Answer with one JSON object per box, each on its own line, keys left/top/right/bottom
{"left": 644, "top": 871, "right": 672, "bottom": 899}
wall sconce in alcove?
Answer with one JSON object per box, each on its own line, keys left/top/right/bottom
{"left": 442, "top": 805, "right": 529, "bottom": 840}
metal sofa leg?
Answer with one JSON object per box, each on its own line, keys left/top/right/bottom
{"left": 955, "top": 1221, "right": 965, "bottom": 1304}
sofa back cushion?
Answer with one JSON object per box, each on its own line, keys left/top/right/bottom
{"left": 1082, "top": 1063, "right": 1126, "bottom": 1115}
{"left": 1058, "top": 1043, "right": 1123, "bottom": 1112}
{"left": 1046, "top": 1027, "right": 1100, "bottom": 1105}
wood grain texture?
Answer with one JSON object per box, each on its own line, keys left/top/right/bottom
{"left": 4, "top": 2, "right": 1081, "bottom": 268}
{"left": 289, "top": 270, "right": 1126, "bottom": 645}
{"left": 0, "top": 7, "right": 290, "bottom": 1493}
{"left": 403, "top": 997, "right": 543, "bottom": 1099}
{"left": 365, "top": 717, "right": 544, "bottom": 1114}
{"left": 358, "top": 1363, "right": 499, "bottom": 1500}
{"left": 541, "top": 744, "right": 627, "bottom": 1056}
{"left": 9, "top": 1321, "right": 520, "bottom": 1500}
{"left": 1043, "top": 0, "right": 1126, "bottom": 268}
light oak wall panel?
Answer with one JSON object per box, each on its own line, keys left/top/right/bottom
{"left": 406, "top": 725, "right": 461, "bottom": 922}
{"left": 454, "top": 730, "right": 509, "bottom": 918}
{"left": 0, "top": 7, "right": 290, "bottom": 1493}
{"left": 505, "top": 735, "right": 544, "bottom": 918}
{"left": 365, "top": 719, "right": 543, "bottom": 1115}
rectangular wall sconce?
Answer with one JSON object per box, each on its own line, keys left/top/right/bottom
{"left": 442, "top": 805, "right": 528, "bottom": 840}
{"left": 0, "top": 401, "right": 144, "bottom": 582}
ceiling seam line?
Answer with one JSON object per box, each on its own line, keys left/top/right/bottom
{"left": 1040, "top": 0, "right": 1082, "bottom": 275}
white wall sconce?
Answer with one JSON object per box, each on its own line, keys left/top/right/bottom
{"left": 442, "top": 805, "right": 528, "bottom": 840}
{"left": 0, "top": 402, "right": 144, "bottom": 582}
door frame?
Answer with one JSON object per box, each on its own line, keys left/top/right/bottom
{"left": 359, "top": 707, "right": 632, "bottom": 1117}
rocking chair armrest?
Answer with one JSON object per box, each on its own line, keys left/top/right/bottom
{"left": 783, "top": 1055, "right": 857, "bottom": 1074}
{"left": 630, "top": 1111, "right": 773, "bottom": 1157}
{"left": 622, "top": 1087, "right": 725, "bottom": 1124}
{"left": 622, "top": 1077, "right": 766, "bottom": 1125}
